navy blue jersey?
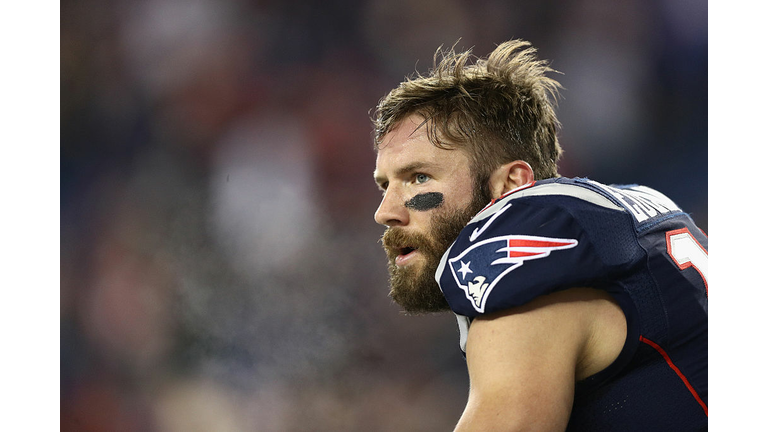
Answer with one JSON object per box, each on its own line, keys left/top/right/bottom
{"left": 436, "top": 177, "right": 708, "bottom": 431}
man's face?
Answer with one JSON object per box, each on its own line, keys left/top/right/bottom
{"left": 373, "top": 115, "right": 492, "bottom": 313}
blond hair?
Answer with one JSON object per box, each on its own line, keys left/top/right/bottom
{"left": 373, "top": 39, "right": 563, "bottom": 181}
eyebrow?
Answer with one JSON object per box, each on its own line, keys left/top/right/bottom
{"left": 373, "top": 161, "right": 437, "bottom": 188}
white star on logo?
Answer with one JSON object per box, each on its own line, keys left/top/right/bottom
{"left": 457, "top": 260, "right": 473, "bottom": 280}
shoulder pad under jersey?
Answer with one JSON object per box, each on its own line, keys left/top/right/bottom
{"left": 436, "top": 177, "right": 662, "bottom": 318}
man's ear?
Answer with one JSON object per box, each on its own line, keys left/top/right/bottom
{"left": 488, "top": 160, "right": 535, "bottom": 199}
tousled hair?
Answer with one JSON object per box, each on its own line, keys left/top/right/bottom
{"left": 373, "top": 39, "right": 563, "bottom": 181}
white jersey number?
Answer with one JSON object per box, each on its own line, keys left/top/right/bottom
{"left": 666, "top": 228, "right": 708, "bottom": 295}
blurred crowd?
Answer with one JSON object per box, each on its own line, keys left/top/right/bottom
{"left": 60, "top": 0, "right": 707, "bottom": 430}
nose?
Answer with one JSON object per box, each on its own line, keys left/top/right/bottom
{"left": 374, "top": 189, "right": 409, "bottom": 227}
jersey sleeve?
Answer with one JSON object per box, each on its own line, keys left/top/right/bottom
{"left": 436, "top": 180, "right": 643, "bottom": 318}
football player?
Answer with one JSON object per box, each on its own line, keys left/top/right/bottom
{"left": 372, "top": 40, "right": 707, "bottom": 431}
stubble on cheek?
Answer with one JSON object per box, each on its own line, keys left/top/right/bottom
{"left": 380, "top": 223, "right": 448, "bottom": 313}
{"left": 379, "top": 180, "right": 493, "bottom": 314}
{"left": 380, "top": 209, "right": 474, "bottom": 313}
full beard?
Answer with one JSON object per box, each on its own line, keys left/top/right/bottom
{"left": 381, "top": 184, "right": 492, "bottom": 314}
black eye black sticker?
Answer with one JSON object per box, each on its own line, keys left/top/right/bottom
{"left": 405, "top": 192, "right": 444, "bottom": 211}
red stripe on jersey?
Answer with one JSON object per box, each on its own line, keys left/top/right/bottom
{"left": 507, "top": 251, "right": 542, "bottom": 258}
{"left": 639, "top": 335, "right": 708, "bottom": 416}
{"left": 507, "top": 239, "right": 575, "bottom": 248}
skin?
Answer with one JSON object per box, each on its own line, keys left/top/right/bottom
{"left": 455, "top": 289, "right": 627, "bottom": 432}
{"left": 374, "top": 114, "right": 627, "bottom": 431}
{"left": 374, "top": 115, "right": 477, "bottom": 265}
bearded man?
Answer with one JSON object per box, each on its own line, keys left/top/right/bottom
{"left": 372, "top": 40, "right": 707, "bottom": 431}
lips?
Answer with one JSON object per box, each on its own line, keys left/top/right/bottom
{"left": 394, "top": 246, "right": 419, "bottom": 266}
{"left": 385, "top": 243, "right": 419, "bottom": 264}
{"left": 382, "top": 228, "right": 427, "bottom": 267}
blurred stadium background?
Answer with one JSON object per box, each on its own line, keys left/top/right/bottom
{"left": 60, "top": 0, "right": 707, "bottom": 430}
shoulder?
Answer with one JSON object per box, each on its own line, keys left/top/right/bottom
{"left": 437, "top": 177, "right": 643, "bottom": 318}
{"left": 470, "top": 177, "right": 627, "bottom": 224}
{"left": 468, "top": 177, "right": 684, "bottom": 227}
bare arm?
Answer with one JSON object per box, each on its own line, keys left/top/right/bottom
{"left": 453, "top": 287, "right": 626, "bottom": 432}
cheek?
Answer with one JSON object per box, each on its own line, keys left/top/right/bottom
{"left": 450, "top": 179, "right": 481, "bottom": 210}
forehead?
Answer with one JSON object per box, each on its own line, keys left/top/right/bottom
{"left": 374, "top": 115, "right": 469, "bottom": 179}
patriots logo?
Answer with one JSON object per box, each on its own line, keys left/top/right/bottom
{"left": 448, "top": 235, "right": 579, "bottom": 312}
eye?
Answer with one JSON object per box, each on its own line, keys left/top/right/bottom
{"left": 414, "top": 173, "right": 430, "bottom": 184}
